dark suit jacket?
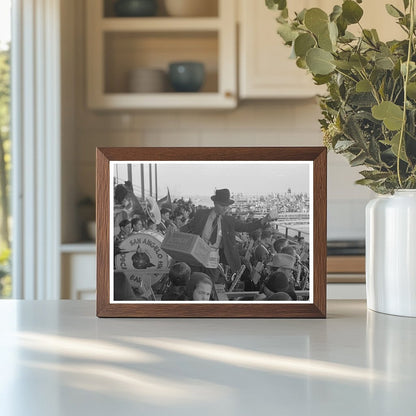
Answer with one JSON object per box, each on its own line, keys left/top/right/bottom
{"left": 181, "top": 209, "right": 263, "bottom": 272}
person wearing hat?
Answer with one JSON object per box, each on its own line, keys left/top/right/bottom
{"left": 181, "top": 188, "right": 270, "bottom": 282}
{"left": 256, "top": 271, "right": 297, "bottom": 301}
{"left": 265, "top": 253, "right": 298, "bottom": 300}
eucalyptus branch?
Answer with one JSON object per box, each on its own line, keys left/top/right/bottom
{"left": 358, "top": 69, "right": 381, "bottom": 104}
{"left": 390, "top": 79, "right": 398, "bottom": 101}
{"left": 334, "top": 68, "right": 358, "bottom": 84}
{"left": 397, "top": 0, "right": 415, "bottom": 188}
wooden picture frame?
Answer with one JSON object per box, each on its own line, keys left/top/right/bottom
{"left": 96, "top": 147, "right": 327, "bottom": 318}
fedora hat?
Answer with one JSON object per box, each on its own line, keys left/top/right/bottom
{"left": 267, "top": 253, "right": 297, "bottom": 270}
{"left": 211, "top": 189, "right": 234, "bottom": 206}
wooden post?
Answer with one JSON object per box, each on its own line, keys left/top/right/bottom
{"left": 155, "top": 164, "right": 158, "bottom": 200}
{"left": 149, "top": 164, "right": 153, "bottom": 196}
{"left": 127, "top": 163, "right": 132, "bottom": 183}
{"left": 140, "top": 164, "right": 145, "bottom": 199}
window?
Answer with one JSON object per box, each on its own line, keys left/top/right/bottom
{"left": 0, "top": 0, "right": 11, "bottom": 298}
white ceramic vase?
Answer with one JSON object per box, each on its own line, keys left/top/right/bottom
{"left": 366, "top": 190, "right": 416, "bottom": 317}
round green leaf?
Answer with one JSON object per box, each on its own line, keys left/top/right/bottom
{"left": 296, "top": 57, "right": 308, "bottom": 69}
{"left": 304, "top": 8, "right": 328, "bottom": 35}
{"left": 333, "top": 60, "right": 352, "bottom": 70}
{"left": 328, "top": 21, "right": 338, "bottom": 43}
{"left": 350, "top": 54, "right": 368, "bottom": 70}
{"left": 356, "top": 80, "right": 372, "bottom": 92}
{"left": 407, "top": 82, "right": 416, "bottom": 99}
{"left": 375, "top": 56, "right": 395, "bottom": 70}
{"left": 318, "top": 28, "right": 334, "bottom": 52}
{"left": 306, "top": 48, "right": 335, "bottom": 75}
{"left": 342, "top": 0, "right": 363, "bottom": 24}
{"left": 294, "top": 33, "right": 316, "bottom": 58}
{"left": 389, "top": 132, "right": 408, "bottom": 162}
{"left": 371, "top": 101, "right": 404, "bottom": 131}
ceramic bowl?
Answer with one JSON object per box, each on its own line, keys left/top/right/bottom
{"left": 114, "top": 0, "right": 158, "bottom": 17}
{"left": 168, "top": 62, "right": 205, "bottom": 92}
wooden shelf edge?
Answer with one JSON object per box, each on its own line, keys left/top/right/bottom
{"left": 88, "top": 93, "right": 237, "bottom": 110}
{"left": 101, "top": 17, "right": 221, "bottom": 32}
{"left": 327, "top": 255, "right": 365, "bottom": 274}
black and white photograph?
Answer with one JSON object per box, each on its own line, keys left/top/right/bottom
{"left": 110, "top": 161, "right": 312, "bottom": 303}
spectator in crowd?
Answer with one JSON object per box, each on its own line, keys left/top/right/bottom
{"left": 131, "top": 217, "right": 145, "bottom": 234}
{"left": 182, "top": 272, "right": 213, "bottom": 301}
{"left": 181, "top": 188, "right": 270, "bottom": 282}
{"left": 157, "top": 207, "right": 174, "bottom": 235}
{"left": 273, "top": 238, "right": 289, "bottom": 253}
{"left": 114, "top": 219, "right": 132, "bottom": 255}
{"left": 249, "top": 229, "right": 262, "bottom": 248}
{"left": 161, "top": 262, "right": 191, "bottom": 301}
{"left": 266, "top": 254, "right": 298, "bottom": 300}
{"left": 281, "top": 245, "right": 298, "bottom": 257}
{"left": 296, "top": 236, "right": 309, "bottom": 263}
{"left": 256, "top": 271, "right": 295, "bottom": 300}
{"left": 253, "top": 230, "right": 273, "bottom": 264}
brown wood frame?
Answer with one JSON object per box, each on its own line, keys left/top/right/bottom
{"left": 96, "top": 147, "right": 327, "bottom": 318}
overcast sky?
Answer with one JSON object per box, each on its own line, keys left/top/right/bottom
{"left": 114, "top": 162, "right": 311, "bottom": 200}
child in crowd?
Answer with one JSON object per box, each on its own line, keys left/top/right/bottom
{"left": 161, "top": 262, "right": 191, "bottom": 301}
{"left": 131, "top": 217, "right": 145, "bottom": 233}
{"left": 182, "top": 272, "right": 213, "bottom": 301}
{"left": 256, "top": 271, "right": 295, "bottom": 301}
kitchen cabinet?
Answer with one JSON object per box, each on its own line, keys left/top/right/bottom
{"left": 238, "top": 0, "right": 325, "bottom": 99}
{"left": 61, "top": 245, "right": 96, "bottom": 300}
{"left": 238, "top": 0, "right": 404, "bottom": 99}
{"left": 86, "top": 0, "right": 237, "bottom": 109}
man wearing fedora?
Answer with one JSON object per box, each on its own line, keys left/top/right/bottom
{"left": 181, "top": 188, "right": 270, "bottom": 282}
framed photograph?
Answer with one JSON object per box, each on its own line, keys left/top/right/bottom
{"left": 96, "top": 147, "right": 326, "bottom": 318}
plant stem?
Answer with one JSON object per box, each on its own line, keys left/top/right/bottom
{"left": 334, "top": 68, "right": 358, "bottom": 84}
{"left": 397, "top": 0, "right": 415, "bottom": 188}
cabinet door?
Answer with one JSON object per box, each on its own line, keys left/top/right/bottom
{"left": 239, "top": 0, "right": 326, "bottom": 99}
{"left": 239, "top": 0, "right": 404, "bottom": 99}
{"left": 62, "top": 253, "right": 96, "bottom": 300}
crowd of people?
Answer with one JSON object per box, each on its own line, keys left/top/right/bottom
{"left": 113, "top": 183, "right": 310, "bottom": 302}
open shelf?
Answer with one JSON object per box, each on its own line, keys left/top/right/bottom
{"left": 86, "top": 0, "right": 236, "bottom": 109}
{"left": 104, "top": 31, "right": 218, "bottom": 94}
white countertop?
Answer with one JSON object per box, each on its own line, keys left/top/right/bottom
{"left": 0, "top": 300, "right": 415, "bottom": 416}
